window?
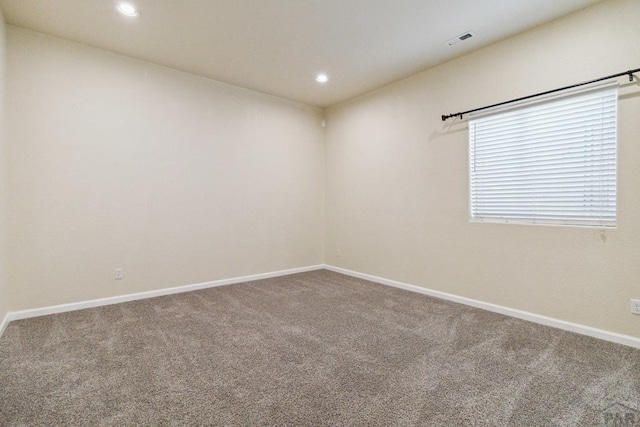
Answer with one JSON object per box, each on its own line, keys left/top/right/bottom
{"left": 469, "top": 86, "right": 617, "bottom": 227}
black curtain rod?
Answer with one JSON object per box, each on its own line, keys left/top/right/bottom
{"left": 441, "top": 67, "right": 640, "bottom": 122}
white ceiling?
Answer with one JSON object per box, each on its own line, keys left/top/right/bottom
{"left": 0, "top": 0, "right": 601, "bottom": 108}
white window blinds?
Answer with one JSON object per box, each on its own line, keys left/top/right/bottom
{"left": 469, "top": 86, "right": 617, "bottom": 227}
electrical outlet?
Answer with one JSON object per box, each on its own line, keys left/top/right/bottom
{"left": 631, "top": 299, "right": 640, "bottom": 315}
{"left": 337, "top": 249, "right": 342, "bottom": 258}
{"left": 115, "top": 268, "right": 123, "bottom": 280}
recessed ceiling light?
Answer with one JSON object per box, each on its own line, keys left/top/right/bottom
{"left": 117, "top": 3, "right": 140, "bottom": 17}
{"left": 316, "top": 74, "right": 329, "bottom": 84}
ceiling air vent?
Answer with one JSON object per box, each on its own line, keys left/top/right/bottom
{"left": 446, "top": 31, "right": 476, "bottom": 46}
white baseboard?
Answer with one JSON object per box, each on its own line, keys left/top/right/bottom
{"left": 3, "top": 264, "right": 638, "bottom": 350}
{"left": 0, "top": 312, "right": 9, "bottom": 338}
{"left": 4, "top": 265, "right": 324, "bottom": 326}
{"left": 324, "top": 264, "right": 640, "bottom": 349}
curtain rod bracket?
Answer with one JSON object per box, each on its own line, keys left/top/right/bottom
{"left": 440, "top": 112, "right": 464, "bottom": 121}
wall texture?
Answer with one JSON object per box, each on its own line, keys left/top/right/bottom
{"left": 325, "top": 0, "right": 640, "bottom": 338}
{"left": 6, "top": 27, "right": 325, "bottom": 311}
{"left": 0, "top": 9, "right": 7, "bottom": 323}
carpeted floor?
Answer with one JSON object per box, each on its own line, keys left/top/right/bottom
{"left": 0, "top": 270, "right": 639, "bottom": 426}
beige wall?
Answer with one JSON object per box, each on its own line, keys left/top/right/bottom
{"left": 0, "top": 9, "right": 7, "bottom": 322}
{"left": 6, "top": 27, "right": 324, "bottom": 311}
{"left": 325, "top": 0, "right": 640, "bottom": 338}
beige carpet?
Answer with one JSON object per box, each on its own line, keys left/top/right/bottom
{"left": 1, "top": 270, "right": 639, "bottom": 426}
